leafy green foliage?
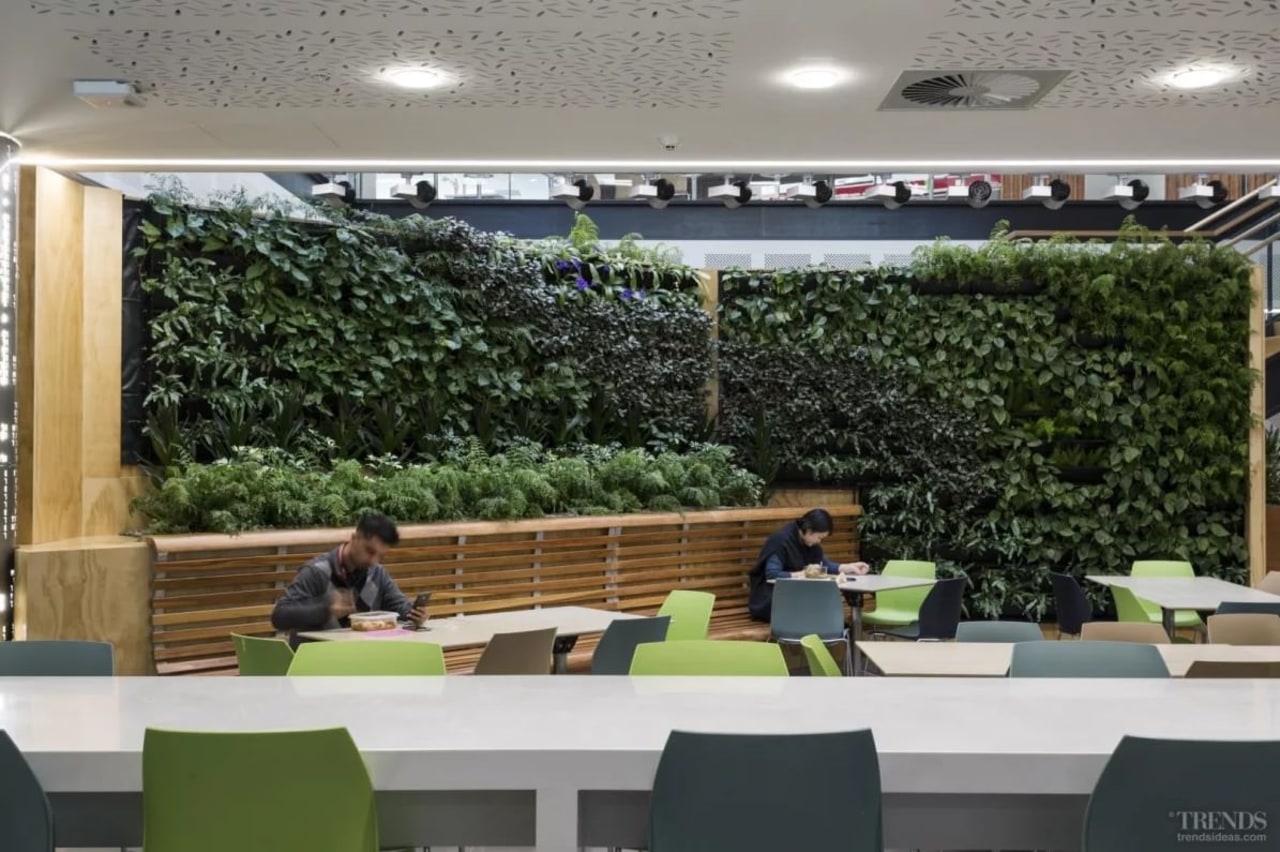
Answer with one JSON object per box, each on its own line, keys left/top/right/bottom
{"left": 1267, "top": 428, "right": 1280, "bottom": 506}
{"left": 132, "top": 441, "right": 763, "bottom": 534}
{"left": 136, "top": 190, "right": 710, "bottom": 465}
{"left": 719, "top": 228, "right": 1256, "bottom": 620}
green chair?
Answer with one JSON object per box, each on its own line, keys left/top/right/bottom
{"left": 859, "top": 560, "right": 936, "bottom": 630}
{"left": 1009, "top": 640, "right": 1169, "bottom": 678}
{"left": 955, "top": 621, "right": 1046, "bottom": 643}
{"left": 592, "top": 616, "right": 672, "bottom": 675}
{"left": 0, "top": 730, "right": 54, "bottom": 852}
{"left": 1125, "top": 560, "right": 1204, "bottom": 631}
{"left": 142, "top": 727, "right": 377, "bottom": 852}
{"left": 0, "top": 640, "right": 114, "bottom": 676}
{"left": 287, "top": 640, "right": 445, "bottom": 676}
{"left": 1083, "top": 735, "right": 1280, "bottom": 852}
{"left": 800, "top": 634, "right": 843, "bottom": 676}
{"left": 232, "top": 633, "right": 294, "bottom": 676}
{"left": 657, "top": 590, "right": 715, "bottom": 641}
{"left": 649, "top": 729, "right": 882, "bottom": 852}
{"left": 630, "top": 640, "right": 788, "bottom": 676}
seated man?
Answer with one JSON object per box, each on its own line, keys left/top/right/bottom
{"left": 271, "top": 512, "right": 426, "bottom": 644}
{"left": 747, "top": 508, "right": 869, "bottom": 622}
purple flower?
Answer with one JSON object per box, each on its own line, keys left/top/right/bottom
{"left": 637, "top": 289, "right": 647, "bottom": 299}
{"left": 570, "top": 258, "right": 583, "bottom": 271}
{"left": 555, "top": 260, "right": 572, "bottom": 272}
{"left": 620, "top": 287, "right": 635, "bottom": 300}
{"left": 575, "top": 275, "right": 590, "bottom": 291}
{"left": 598, "top": 264, "right": 612, "bottom": 277}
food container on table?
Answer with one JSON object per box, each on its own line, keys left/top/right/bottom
{"left": 349, "top": 611, "right": 400, "bottom": 632}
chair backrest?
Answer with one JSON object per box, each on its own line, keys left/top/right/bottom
{"left": 955, "top": 620, "right": 1045, "bottom": 643}
{"left": 0, "top": 730, "right": 54, "bottom": 852}
{"left": 592, "top": 616, "right": 672, "bottom": 675}
{"left": 916, "top": 577, "right": 967, "bottom": 640}
{"left": 800, "top": 635, "right": 843, "bottom": 676}
{"left": 1009, "top": 640, "right": 1169, "bottom": 678}
{"left": 1080, "top": 621, "right": 1171, "bottom": 644}
{"left": 657, "top": 590, "right": 715, "bottom": 641}
{"left": 770, "top": 580, "right": 845, "bottom": 641}
{"left": 473, "top": 627, "right": 557, "bottom": 675}
{"left": 143, "top": 727, "right": 378, "bottom": 852}
{"left": 649, "top": 729, "right": 881, "bottom": 852}
{"left": 1258, "top": 571, "right": 1280, "bottom": 596}
{"left": 1083, "top": 736, "right": 1280, "bottom": 852}
{"left": 1110, "top": 585, "right": 1156, "bottom": 624}
{"left": 232, "top": 634, "right": 294, "bottom": 676}
{"left": 1216, "top": 601, "right": 1280, "bottom": 618}
{"left": 1047, "top": 572, "right": 1093, "bottom": 635}
{"left": 874, "top": 560, "right": 936, "bottom": 614}
{"left": 630, "top": 640, "right": 789, "bottom": 676}
{"left": 0, "top": 640, "right": 114, "bottom": 676}
{"left": 1131, "top": 560, "right": 1195, "bottom": 578}
{"left": 1207, "top": 613, "right": 1280, "bottom": 646}
{"left": 1184, "top": 660, "right": 1280, "bottom": 678}
{"left": 287, "top": 641, "right": 445, "bottom": 676}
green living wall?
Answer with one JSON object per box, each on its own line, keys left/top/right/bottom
{"left": 718, "top": 226, "right": 1255, "bottom": 618}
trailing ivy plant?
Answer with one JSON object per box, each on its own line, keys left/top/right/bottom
{"left": 131, "top": 441, "right": 763, "bottom": 534}
{"left": 718, "top": 224, "right": 1255, "bottom": 620}
{"left": 135, "top": 190, "right": 711, "bottom": 466}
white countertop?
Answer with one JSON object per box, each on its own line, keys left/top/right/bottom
{"left": 1085, "top": 576, "right": 1280, "bottom": 610}
{"left": 5, "top": 676, "right": 1280, "bottom": 798}
{"left": 299, "top": 605, "right": 641, "bottom": 647}
{"left": 858, "top": 640, "right": 1280, "bottom": 677}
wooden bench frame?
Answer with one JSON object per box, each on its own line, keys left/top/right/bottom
{"left": 148, "top": 505, "right": 862, "bottom": 674}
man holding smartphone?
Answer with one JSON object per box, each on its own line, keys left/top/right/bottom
{"left": 271, "top": 512, "right": 429, "bottom": 645}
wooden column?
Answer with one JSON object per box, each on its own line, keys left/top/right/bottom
{"left": 702, "top": 269, "right": 719, "bottom": 424}
{"left": 1249, "top": 265, "right": 1267, "bottom": 586}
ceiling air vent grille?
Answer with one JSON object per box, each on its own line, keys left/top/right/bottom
{"left": 880, "top": 69, "right": 1069, "bottom": 110}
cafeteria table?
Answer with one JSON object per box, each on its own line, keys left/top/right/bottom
{"left": 1085, "top": 576, "right": 1280, "bottom": 639}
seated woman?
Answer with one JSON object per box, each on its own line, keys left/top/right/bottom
{"left": 747, "top": 508, "right": 869, "bottom": 622}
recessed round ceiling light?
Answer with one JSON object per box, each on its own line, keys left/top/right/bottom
{"left": 382, "top": 68, "right": 451, "bottom": 89}
{"left": 1165, "top": 65, "right": 1236, "bottom": 89}
{"left": 783, "top": 66, "right": 848, "bottom": 90}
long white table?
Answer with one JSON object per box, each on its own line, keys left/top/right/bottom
{"left": 858, "top": 640, "right": 1280, "bottom": 677}
{"left": 7, "top": 676, "right": 1280, "bottom": 851}
{"left": 299, "top": 605, "right": 641, "bottom": 673}
{"left": 1086, "top": 575, "right": 1280, "bottom": 637}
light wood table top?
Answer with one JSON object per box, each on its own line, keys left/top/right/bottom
{"left": 857, "top": 640, "right": 1280, "bottom": 677}
{"left": 1085, "top": 575, "right": 1280, "bottom": 610}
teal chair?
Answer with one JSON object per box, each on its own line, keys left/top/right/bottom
{"left": 1009, "top": 640, "right": 1169, "bottom": 678}
{"left": 143, "top": 727, "right": 378, "bottom": 852}
{"left": 630, "top": 640, "right": 788, "bottom": 676}
{"left": 288, "top": 641, "right": 445, "bottom": 676}
{"left": 1124, "top": 560, "right": 1204, "bottom": 633}
{"left": 955, "top": 621, "right": 1045, "bottom": 643}
{"left": 770, "top": 580, "right": 851, "bottom": 674}
{"left": 0, "top": 730, "right": 54, "bottom": 852}
{"left": 648, "top": 729, "right": 882, "bottom": 851}
{"left": 592, "top": 616, "right": 671, "bottom": 675}
{"left": 232, "top": 634, "right": 294, "bottom": 676}
{"left": 860, "top": 560, "right": 936, "bottom": 630}
{"left": 1084, "top": 736, "right": 1280, "bottom": 851}
{"left": 800, "top": 635, "right": 843, "bottom": 676}
{"left": 0, "top": 640, "right": 114, "bottom": 676}
{"left": 657, "top": 590, "right": 715, "bottom": 641}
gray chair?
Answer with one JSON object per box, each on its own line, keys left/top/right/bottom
{"left": 1084, "top": 735, "right": 1280, "bottom": 851}
{"left": 591, "top": 616, "right": 671, "bottom": 675}
{"left": 0, "top": 730, "right": 54, "bottom": 852}
{"left": 1048, "top": 571, "right": 1093, "bottom": 637}
{"left": 1008, "top": 640, "right": 1169, "bottom": 678}
{"left": 473, "top": 627, "right": 558, "bottom": 675}
{"left": 0, "top": 640, "right": 114, "bottom": 676}
{"left": 648, "top": 729, "right": 882, "bottom": 852}
{"left": 770, "top": 579, "right": 851, "bottom": 674}
{"left": 1216, "top": 601, "right": 1280, "bottom": 617}
{"left": 955, "top": 621, "right": 1045, "bottom": 643}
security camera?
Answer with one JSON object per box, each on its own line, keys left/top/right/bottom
{"left": 311, "top": 179, "right": 355, "bottom": 208}
{"left": 1179, "top": 179, "right": 1229, "bottom": 209}
{"left": 1023, "top": 178, "right": 1071, "bottom": 211}
{"left": 659, "top": 134, "right": 680, "bottom": 152}
{"left": 629, "top": 178, "right": 677, "bottom": 209}
{"left": 391, "top": 177, "right": 438, "bottom": 210}
{"left": 709, "top": 179, "right": 753, "bottom": 209}
{"left": 552, "top": 177, "right": 595, "bottom": 210}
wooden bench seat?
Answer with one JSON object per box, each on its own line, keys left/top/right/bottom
{"left": 148, "top": 505, "right": 861, "bottom": 676}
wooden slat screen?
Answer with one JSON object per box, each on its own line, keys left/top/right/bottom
{"left": 149, "top": 505, "right": 861, "bottom": 675}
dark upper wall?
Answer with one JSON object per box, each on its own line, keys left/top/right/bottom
{"left": 352, "top": 199, "right": 1213, "bottom": 242}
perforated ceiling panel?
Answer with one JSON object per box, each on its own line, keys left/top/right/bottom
{"left": 947, "top": 0, "right": 1280, "bottom": 18}
{"left": 913, "top": 29, "right": 1280, "bottom": 107}
{"left": 703, "top": 253, "right": 752, "bottom": 270}
{"left": 38, "top": 0, "right": 739, "bottom": 109}
{"left": 763, "top": 253, "right": 812, "bottom": 270}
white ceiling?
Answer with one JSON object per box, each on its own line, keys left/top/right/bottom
{"left": 3, "top": 0, "right": 1280, "bottom": 169}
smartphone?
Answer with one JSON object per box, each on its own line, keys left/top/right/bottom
{"left": 414, "top": 592, "right": 432, "bottom": 609}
